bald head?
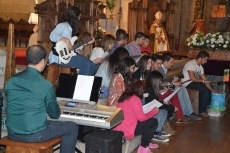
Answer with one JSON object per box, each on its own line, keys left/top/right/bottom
{"left": 26, "top": 45, "right": 47, "bottom": 65}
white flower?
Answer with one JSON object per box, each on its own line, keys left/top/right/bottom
{"left": 223, "top": 44, "right": 227, "bottom": 48}
{"left": 211, "top": 44, "right": 215, "bottom": 48}
{"left": 211, "top": 38, "right": 216, "bottom": 42}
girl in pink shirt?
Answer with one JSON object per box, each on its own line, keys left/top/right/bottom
{"left": 113, "top": 80, "right": 159, "bottom": 153}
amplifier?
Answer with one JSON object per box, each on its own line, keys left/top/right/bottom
{"left": 85, "top": 130, "right": 123, "bottom": 153}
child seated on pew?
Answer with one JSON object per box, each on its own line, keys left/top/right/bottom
{"left": 113, "top": 80, "right": 159, "bottom": 153}
{"left": 96, "top": 47, "right": 129, "bottom": 98}
{"left": 132, "top": 55, "right": 152, "bottom": 80}
{"left": 90, "top": 34, "right": 115, "bottom": 64}
{"left": 107, "top": 57, "right": 136, "bottom": 106}
{"left": 132, "top": 55, "right": 170, "bottom": 142}
{"left": 140, "top": 35, "right": 152, "bottom": 54}
{"left": 77, "top": 32, "right": 92, "bottom": 58}
{"left": 145, "top": 71, "right": 177, "bottom": 136}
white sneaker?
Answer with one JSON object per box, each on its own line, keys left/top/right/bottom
{"left": 160, "top": 131, "right": 171, "bottom": 137}
{"left": 152, "top": 134, "right": 169, "bottom": 142}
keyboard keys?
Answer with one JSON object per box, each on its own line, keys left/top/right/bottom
{"left": 61, "top": 111, "right": 108, "bottom": 122}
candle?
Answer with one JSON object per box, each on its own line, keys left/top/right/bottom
{"left": 90, "top": 2, "right": 93, "bottom": 16}
{"left": 35, "top": 0, "right": 38, "bottom": 4}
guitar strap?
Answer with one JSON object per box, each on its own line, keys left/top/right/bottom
{"left": 51, "top": 42, "right": 59, "bottom": 56}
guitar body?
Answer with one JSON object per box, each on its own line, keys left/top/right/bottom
{"left": 55, "top": 36, "right": 78, "bottom": 64}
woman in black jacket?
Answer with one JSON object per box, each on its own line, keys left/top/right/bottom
{"left": 145, "top": 71, "right": 177, "bottom": 135}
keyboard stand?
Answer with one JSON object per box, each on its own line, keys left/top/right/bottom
{"left": 53, "top": 126, "right": 96, "bottom": 153}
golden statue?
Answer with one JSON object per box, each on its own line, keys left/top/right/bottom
{"left": 150, "top": 11, "right": 169, "bottom": 53}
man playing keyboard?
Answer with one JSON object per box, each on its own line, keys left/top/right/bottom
{"left": 5, "top": 45, "right": 78, "bottom": 153}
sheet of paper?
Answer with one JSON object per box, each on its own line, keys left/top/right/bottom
{"left": 143, "top": 93, "right": 149, "bottom": 98}
{"left": 159, "top": 90, "right": 167, "bottom": 95}
{"left": 73, "top": 75, "right": 94, "bottom": 101}
{"left": 134, "top": 67, "right": 139, "bottom": 72}
{"left": 143, "top": 99, "right": 163, "bottom": 113}
{"left": 135, "top": 55, "right": 143, "bottom": 63}
{"left": 102, "top": 51, "right": 110, "bottom": 58}
{"left": 163, "top": 87, "right": 182, "bottom": 102}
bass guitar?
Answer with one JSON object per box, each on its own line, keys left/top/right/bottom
{"left": 52, "top": 36, "right": 93, "bottom": 64}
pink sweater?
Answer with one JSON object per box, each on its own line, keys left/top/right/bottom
{"left": 113, "top": 95, "right": 158, "bottom": 139}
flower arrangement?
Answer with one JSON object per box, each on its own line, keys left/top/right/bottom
{"left": 187, "top": 31, "right": 230, "bottom": 51}
{"left": 187, "top": 31, "right": 205, "bottom": 49}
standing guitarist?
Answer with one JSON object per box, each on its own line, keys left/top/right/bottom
{"left": 182, "top": 51, "right": 218, "bottom": 118}
{"left": 159, "top": 52, "right": 202, "bottom": 120}
{"left": 49, "top": 6, "right": 95, "bottom": 75}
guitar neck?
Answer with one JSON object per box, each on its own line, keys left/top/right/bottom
{"left": 72, "top": 37, "right": 92, "bottom": 50}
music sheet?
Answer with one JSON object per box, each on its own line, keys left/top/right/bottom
{"left": 135, "top": 55, "right": 143, "bottom": 63}
{"left": 73, "top": 75, "right": 94, "bottom": 101}
{"left": 102, "top": 51, "right": 109, "bottom": 58}
{"left": 143, "top": 99, "right": 162, "bottom": 113}
{"left": 163, "top": 87, "right": 182, "bottom": 102}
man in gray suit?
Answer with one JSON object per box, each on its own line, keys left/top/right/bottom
{"left": 159, "top": 52, "right": 202, "bottom": 120}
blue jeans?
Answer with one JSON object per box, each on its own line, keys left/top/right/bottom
{"left": 63, "top": 54, "right": 95, "bottom": 76}
{"left": 176, "top": 86, "right": 193, "bottom": 116}
{"left": 153, "top": 109, "right": 167, "bottom": 132}
{"left": 99, "top": 86, "right": 109, "bottom": 98}
{"left": 8, "top": 121, "right": 79, "bottom": 153}
{"left": 186, "top": 82, "right": 211, "bottom": 113}
{"left": 94, "top": 63, "right": 101, "bottom": 75}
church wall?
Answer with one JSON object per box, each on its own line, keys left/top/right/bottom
{"left": 102, "top": 0, "right": 131, "bottom": 31}
{"left": 0, "top": 0, "right": 221, "bottom": 52}
{"left": 110, "top": 0, "right": 197, "bottom": 51}
{"left": 204, "top": 0, "right": 218, "bottom": 33}
{"left": 173, "top": 0, "right": 195, "bottom": 51}
{"left": 120, "top": 0, "right": 132, "bottom": 31}
{"left": 0, "top": 0, "right": 38, "bottom": 22}
{"left": 175, "top": 0, "right": 218, "bottom": 51}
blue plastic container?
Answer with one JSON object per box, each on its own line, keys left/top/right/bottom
{"left": 210, "top": 92, "right": 226, "bottom": 111}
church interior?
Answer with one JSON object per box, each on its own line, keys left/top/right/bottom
{"left": 0, "top": 0, "right": 230, "bottom": 153}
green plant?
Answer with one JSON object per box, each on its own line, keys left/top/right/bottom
{"left": 106, "top": 0, "right": 117, "bottom": 12}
